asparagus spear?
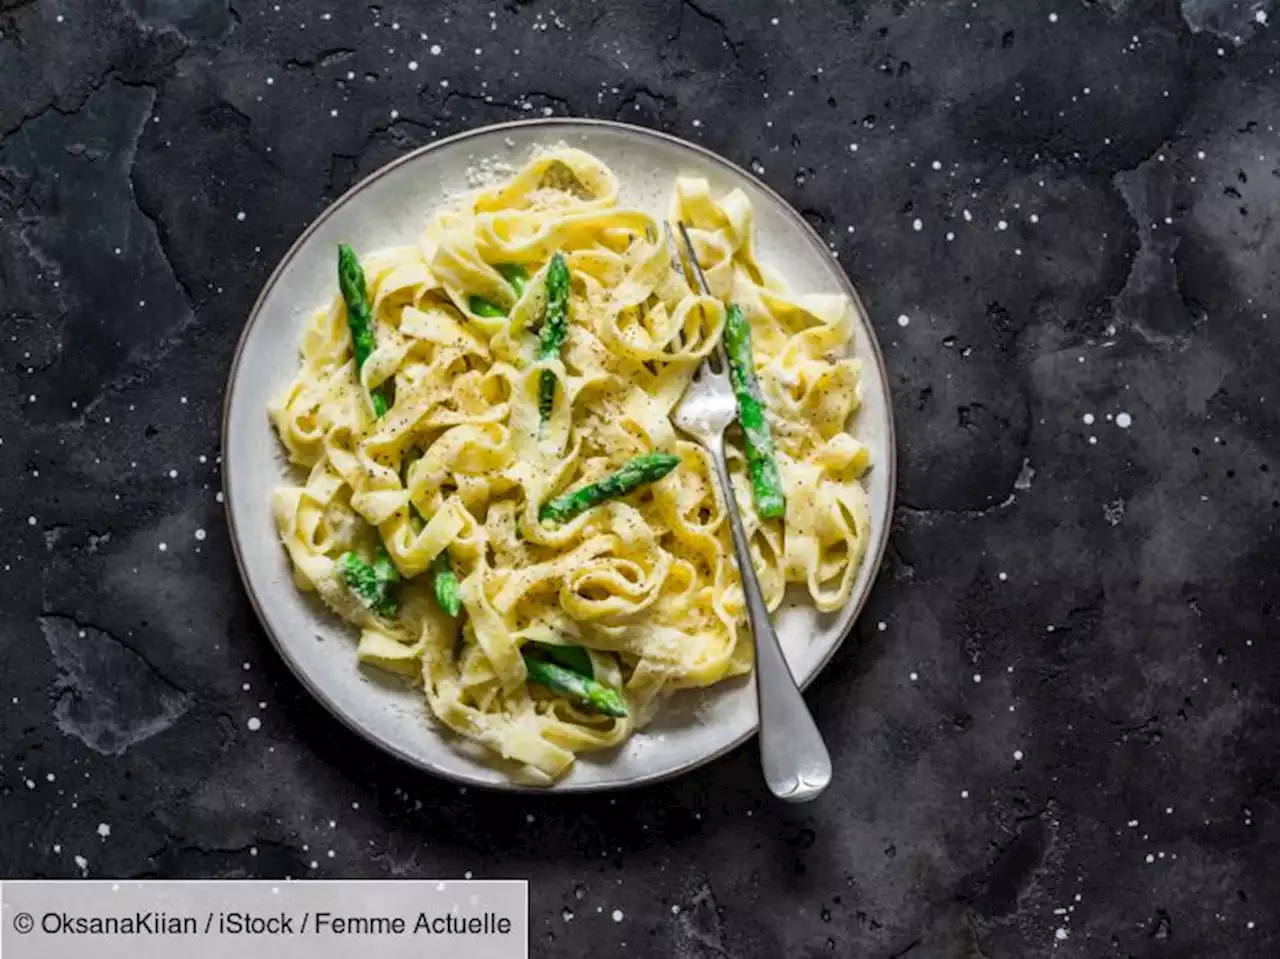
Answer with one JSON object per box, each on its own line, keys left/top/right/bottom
{"left": 723, "top": 303, "right": 786, "bottom": 519}
{"left": 468, "top": 265, "right": 528, "bottom": 317}
{"left": 522, "top": 653, "right": 627, "bottom": 717}
{"left": 337, "top": 546, "right": 400, "bottom": 617}
{"left": 399, "top": 447, "right": 460, "bottom": 615}
{"left": 536, "top": 252, "right": 571, "bottom": 423}
{"left": 468, "top": 295, "right": 507, "bottom": 318}
{"left": 539, "top": 453, "right": 680, "bottom": 525}
{"left": 430, "top": 549, "right": 461, "bottom": 616}
{"left": 528, "top": 640, "right": 593, "bottom": 677}
{"left": 337, "top": 244, "right": 391, "bottom": 417}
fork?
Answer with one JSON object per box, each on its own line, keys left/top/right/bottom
{"left": 667, "top": 222, "right": 833, "bottom": 803}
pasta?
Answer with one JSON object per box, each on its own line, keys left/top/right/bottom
{"left": 268, "top": 147, "right": 872, "bottom": 783}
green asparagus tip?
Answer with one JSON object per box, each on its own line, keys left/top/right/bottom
{"left": 337, "top": 550, "right": 399, "bottom": 618}
{"left": 431, "top": 550, "right": 462, "bottom": 617}
{"left": 538, "top": 453, "right": 680, "bottom": 525}
{"left": 522, "top": 653, "right": 628, "bottom": 718}
{"left": 469, "top": 295, "right": 507, "bottom": 318}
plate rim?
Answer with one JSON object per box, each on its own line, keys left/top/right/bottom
{"left": 221, "top": 117, "right": 898, "bottom": 793}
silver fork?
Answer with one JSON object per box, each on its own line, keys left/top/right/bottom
{"left": 667, "top": 222, "right": 832, "bottom": 803}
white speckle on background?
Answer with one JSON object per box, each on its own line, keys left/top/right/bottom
{"left": 158, "top": 542, "right": 167, "bottom": 552}
{"left": 1116, "top": 412, "right": 1132, "bottom": 428}
{"left": 997, "top": 219, "right": 1009, "bottom": 231}
{"left": 1013, "top": 749, "right": 1024, "bottom": 761}
{"left": 74, "top": 855, "right": 88, "bottom": 874}
{"left": 430, "top": 44, "right": 442, "bottom": 55}
{"left": 911, "top": 218, "right": 922, "bottom": 231}
{"left": 973, "top": 673, "right": 982, "bottom": 683}
{"left": 998, "top": 571, "right": 1008, "bottom": 581}
{"left": 909, "top": 671, "right": 918, "bottom": 682}
{"left": 408, "top": 60, "right": 418, "bottom": 71}
{"left": 1055, "top": 928, "right": 1068, "bottom": 941}
{"left": 97, "top": 823, "right": 111, "bottom": 839}
{"left": 236, "top": 211, "right": 246, "bottom": 222}
{"left": 961, "top": 789, "right": 969, "bottom": 798}
{"left": 1049, "top": 12, "right": 1059, "bottom": 22}
{"left": 612, "top": 909, "right": 624, "bottom": 922}
{"left": 1082, "top": 413, "right": 1095, "bottom": 425}
{"left": 195, "top": 529, "right": 207, "bottom": 541}
{"left": 1145, "top": 853, "right": 1155, "bottom": 863}
{"left": 27, "top": 515, "right": 37, "bottom": 526}
{"left": 897, "top": 314, "right": 910, "bottom": 327}
{"left": 247, "top": 717, "right": 262, "bottom": 731}
{"left": 877, "top": 621, "right": 887, "bottom": 631}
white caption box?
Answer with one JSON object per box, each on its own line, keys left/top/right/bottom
{"left": 1, "top": 880, "right": 527, "bottom": 959}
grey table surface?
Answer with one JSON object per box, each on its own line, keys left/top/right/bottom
{"left": 2, "top": 1, "right": 1278, "bottom": 956}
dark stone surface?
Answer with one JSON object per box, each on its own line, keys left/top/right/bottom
{"left": 1, "top": 0, "right": 1277, "bottom": 955}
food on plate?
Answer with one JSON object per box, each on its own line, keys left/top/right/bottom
{"left": 269, "top": 148, "right": 871, "bottom": 782}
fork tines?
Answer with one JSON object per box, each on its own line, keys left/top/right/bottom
{"left": 668, "top": 220, "right": 729, "bottom": 374}
{"left": 663, "top": 221, "right": 687, "bottom": 282}
{"left": 673, "top": 221, "right": 714, "bottom": 297}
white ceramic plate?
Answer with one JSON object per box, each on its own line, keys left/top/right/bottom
{"left": 222, "top": 119, "right": 896, "bottom": 792}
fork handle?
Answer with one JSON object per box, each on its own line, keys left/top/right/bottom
{"left": 708, "top": 441, "right": 833, "bottom": 803}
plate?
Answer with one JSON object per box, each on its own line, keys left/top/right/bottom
{"left": 222, "top": 119, "right": 896, "bottom": 792}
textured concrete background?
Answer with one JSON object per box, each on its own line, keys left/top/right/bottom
{"left": 2, "top": 0, "right": 1278, "bottom": 956}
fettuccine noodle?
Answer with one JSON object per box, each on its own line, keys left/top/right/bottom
{"left": 269, "top": 147, "right": 871, "bottom": 783}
